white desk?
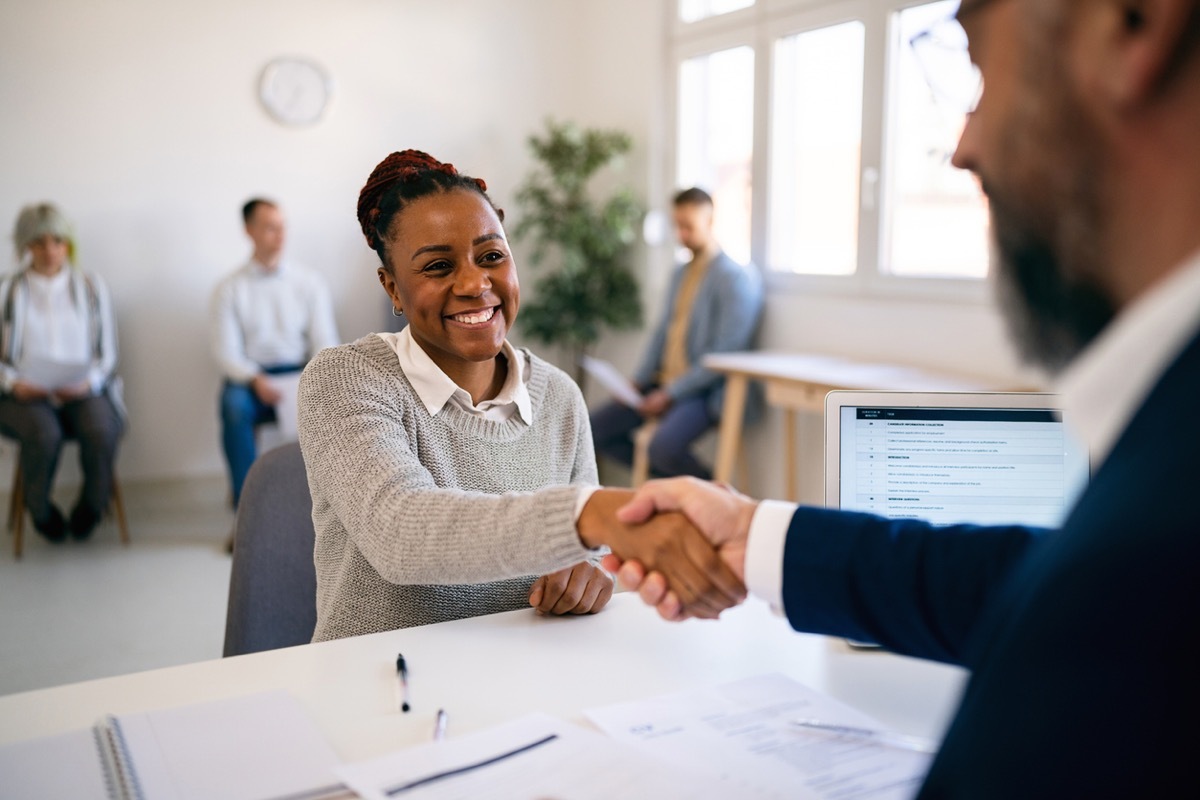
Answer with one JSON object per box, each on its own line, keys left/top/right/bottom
{"left": 0, "top": 595, "right": 967, "bottom": 764}
{"left": 703, "top": 351, "right": 1017, "bottom": 500}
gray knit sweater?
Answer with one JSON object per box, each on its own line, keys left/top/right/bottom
{"left": 298, "top": 334, "right": 599, "bottom": 642}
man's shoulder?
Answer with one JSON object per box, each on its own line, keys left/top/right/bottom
{"left": 212, "top": 263, "right": 253, "bottom": 293}
{"left": 1077, "top": 330, "right": 1200, "bottom": 520}
{"left": 709, "top": 250, "right": 757, "bottom": 278}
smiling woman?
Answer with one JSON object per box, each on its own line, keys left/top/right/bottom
{"left": 295, "top": 150, "right": 613, "bottom": 641}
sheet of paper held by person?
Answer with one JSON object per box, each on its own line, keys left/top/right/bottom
{"left": 17, "top": 358, "right": 90, "bottom": 391}
{"left": 265, "top": 372, "right": 302, "bottom": 440}
{"left": 581, "top": 355, "right": 644, "bottom": 408}
{"left": 586, "top": 673, "right": 936, "bottom": 800}
{"left": 336, "top": 713, "right": 747, "bottom": 800}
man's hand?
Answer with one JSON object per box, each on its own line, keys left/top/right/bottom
{"left": 252, "top": 374, "right": 283, "bottom": 405}
{"left": 529, "top": 562, "right": 615, "bottom": 616}
{"left": 638, "top": 389, "right": 673, "bottom": 418}
{"left": 600, "top": 478, "right": 759, "bottom": 621}
{"left": 11, "top": 381, "right": 49, "bottom": 403}
{"left": 577, "top": 488, "right": 746, "bottom": 619}
{"left": 53, "top": 380, "right": 92, "bottom": 403}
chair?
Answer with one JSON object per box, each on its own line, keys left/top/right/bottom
{"left": 6, "top": 439, "right": 130, "bottom": 559}
{"left": 630, "top": 421, "right": 659, "bottom": 487}
{"left": 629, "top": 420, "right": 747, "bottom": 488}
{"left": 223, "top": 442, "right": 317, "bottom": 657}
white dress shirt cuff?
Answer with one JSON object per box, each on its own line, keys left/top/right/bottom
{"left": 744, "top": 500, "right": 798, "bottom": 616}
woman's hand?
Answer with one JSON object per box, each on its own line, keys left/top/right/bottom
{"left": 11, "top": 381, "right": 49, "bottom": 403}
{"left": 53, "top": 381, "right": 92, "bottom": 403}
{"left": 529, "top": 561, "right": 615, "bottom": 616}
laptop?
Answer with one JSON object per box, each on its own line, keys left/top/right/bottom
{"left": 825, "top": 391, "right": 1089, "bottom": 528}
{"left": 824, "top": 391, "right": 1090, "bottom": 647}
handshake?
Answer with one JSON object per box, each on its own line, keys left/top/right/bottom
{"left": 577, "top": 478, "right": 761, "bottom": 621}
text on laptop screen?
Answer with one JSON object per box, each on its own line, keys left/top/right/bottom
{"left": 839, "top": 407, "right": 1089, "bottom": 527}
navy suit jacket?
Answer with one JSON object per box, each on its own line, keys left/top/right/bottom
{"left": 783, "top": 330, "right": 1200, "bottom": 798}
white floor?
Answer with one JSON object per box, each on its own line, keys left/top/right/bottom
{"left": 0, "top": 476, "right": 235, "bottom": 697}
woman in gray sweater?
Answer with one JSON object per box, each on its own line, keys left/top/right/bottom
{"left": 299, "top": 150, "right": 743, "bottom": 641}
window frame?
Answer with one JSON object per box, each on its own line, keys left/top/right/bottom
{"left": 669, "top": 0, "right": 991, "bottom": 304}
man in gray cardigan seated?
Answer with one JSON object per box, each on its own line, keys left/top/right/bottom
{"left": 592, "top": 188, "right": 763, "bottom": 480}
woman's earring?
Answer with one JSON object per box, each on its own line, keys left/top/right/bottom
{"left": 391, "top": 307, "right": 404, "bottom": 317}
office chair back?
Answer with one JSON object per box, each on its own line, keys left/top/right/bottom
{"left": 223, "top": 442, "right": 317, "bottom": 656}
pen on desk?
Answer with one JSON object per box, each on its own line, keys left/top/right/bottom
{"left": 790, "top": 719, "right": 937, "bottom": 754}
{"left": 433, "top": 708, "right": 448, "bottom": 741}
{"left": 396, "top": 653, "right": 411, "bottom": 713}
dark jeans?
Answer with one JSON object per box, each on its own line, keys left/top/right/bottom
{"left": 219, "top": 365, "right": 302, "bottom": 507}
{"left": 0, "top": 393, "right": 124, "bottom": 521}
{"left": 590, "top": 393, "right": 715, "bottom": 480}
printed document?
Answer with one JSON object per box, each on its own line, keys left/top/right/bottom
{"left": 17, "top": 358, "right": 90, "bottom": 391}
{"left": 586, "top": 673, "right": 935, "bottom": 800}
{"left": 581, "top": 356, "right": 643, "bottom": 407}
{"left": 265, "top": 372, "right": 302, "bottom": 440}
{"left": 336, "top": 712, "right": 745, "bottom": 800}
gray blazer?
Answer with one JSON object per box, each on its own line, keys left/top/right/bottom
{"left": 634, "top": 249, "right": 764, "bottom": 420}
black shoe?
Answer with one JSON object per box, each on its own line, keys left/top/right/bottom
{"left": 33, "top": 506, "right": 67, "bottom": 543}
{"left": 68, "top": 503, "right": 102, "bottom": 541}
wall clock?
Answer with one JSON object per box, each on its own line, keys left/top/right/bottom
{"left": 258, "top": 57, "right": 332, "bottom": 127}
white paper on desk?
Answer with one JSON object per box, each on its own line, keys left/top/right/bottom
{"left": 336, "top": 712, "right": 746, "bottom": 800}
{"left": 581, "top": 355, "right": 643, "bottom": 407}
{"left": 98, "top": 689, "right": 344, "bottom": 800}
{"left": 0, "top": 728, "right": 110, "bottom": 799}
{"left": 265, "top": 372, "right": 302, "bottom": 440}
{"left": 16, "top": 357, "right": 90, "bottom": 390}
{"left": 586, "top": 673, "right": 934, "bottom": 800}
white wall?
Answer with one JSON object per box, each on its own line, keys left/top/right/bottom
{"left": 0, "top": 0, "right": 666, "bottom": 483}
{"left": 1, "top": 0, "right": 1032, "bottom": 502}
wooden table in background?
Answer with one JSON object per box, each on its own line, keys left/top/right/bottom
{"left": 703, "top": 351, "right": 1010, "bottom": 501}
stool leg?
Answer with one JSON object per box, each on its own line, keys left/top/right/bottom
{"left": 111, "top": 476, "right": 130, "bottom": 546}
{"left": 12, "top": 461, "right": 24, "bottom": 559}
{"left": 783, "top": 408, "right": 798, "bottom": 503}
{"left": 631, "top": 422, "right": 658, "bottom": 488}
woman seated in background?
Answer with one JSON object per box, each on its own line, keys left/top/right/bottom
{"left": 299, "top": 150, "right": 740, "bottom": 641}
{"left": 0, "top": 203, "right": 123, "bottom": 542}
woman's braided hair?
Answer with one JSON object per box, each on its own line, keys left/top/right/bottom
{"left": 356, "top": 149, "right": 502, "bottom": 270}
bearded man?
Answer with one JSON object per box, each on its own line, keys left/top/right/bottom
{"left": 605, "top": 1, "right": 1200, "bottom": 796}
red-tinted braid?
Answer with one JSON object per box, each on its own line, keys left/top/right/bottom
{"left": 356, "top": 149, "right": 489, "bottom": 250}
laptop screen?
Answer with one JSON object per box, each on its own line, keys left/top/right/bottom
{"left": 838, "top": 404, "right": 1089, "bottom": 527}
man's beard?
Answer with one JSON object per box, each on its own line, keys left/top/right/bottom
{"left": 983, "top": 8, "right": 1118, "bottom": 376}
{"left": 988, "top": 189, "right": 1116, "bottom": 375}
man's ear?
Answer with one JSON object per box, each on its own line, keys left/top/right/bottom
{"left": 1103, "top": 0, "right": 1196, "bottom": 107}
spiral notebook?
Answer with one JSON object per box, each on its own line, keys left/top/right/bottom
{"left": 0, "top": 690, "right": 346, "bottom": 800}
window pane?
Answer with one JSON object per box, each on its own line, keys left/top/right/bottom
{"left": 883, "top": 0, "right": 990, "bottom": 279}
{"left": 679, "top": 0, "right": 754, "bottom": 24}
{"left": 769, "top": 21, "right": 865, "bottom": 276}
{"left": 677, "top": 46, "right": 754, "bottom": 266}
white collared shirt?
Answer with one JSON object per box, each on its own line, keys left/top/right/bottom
{"left": 375, "top": 326, "right": 533, "bottom": 424}
{"left": 376, "top": 327, "right": 599, "bottom": 520}
{"left": 210, "top": 258, "right": 340, "bottom": 383}
{"left": 1056, "top": 250, "right": 1200, "bottom": 466}
{"left": 20, "top": 269, "right": 90, "bottom": 366}
{"left": 744, "top": 249, "right": 1200, "bottom": 614}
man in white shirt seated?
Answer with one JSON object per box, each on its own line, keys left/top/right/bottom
{"left": 210, "top": 198, "right": 339, "bottom": 527}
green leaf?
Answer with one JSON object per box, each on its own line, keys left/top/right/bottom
{"left": 513, "top": 119, "right": 644, "bottom": 350}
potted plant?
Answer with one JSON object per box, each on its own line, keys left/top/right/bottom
{"left": 513, "top": 119, "right": 643, "bottom": 386}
